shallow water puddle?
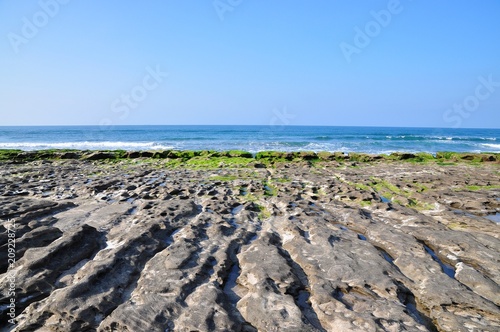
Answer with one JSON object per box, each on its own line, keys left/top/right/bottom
{"left": 402, "top": 294, "right": 433, "bottom": 328}
{"left": 485, "top": 213, "right": 500, "bottom": 223}
{"left": 223, "top": 263, "right": 242, "bottom": 305}
{"left": 127, "top": 207, "right": 138, "bottom": 215}
{"left": 149, "top": 172, "right": 166, "bottom": 184}
{"left": 228, "top": 218, "right": 240, "bottom": 229}
{"left": 380, "top": 195, "right": 390, "bottom": 203}
{"left": 297, "top": 290, "right": 326, "bottom": 331}
{"left": 231, "top": 205, "right": 244, "bottom": 215}
{"left": 248, "top": 234, "right": 258, "bottom": 242}
{"left": 146, "top": 177, "right": 160, "bottom": 185}
{"left": 379, "top": 249, "right": 394, "bottom": 264}
{"left": 423, "top": 245, "right": 455, "bottom": 278}
{"left": 206, "top": 256, "right": 217, "bottom": 276}
{"left": 165, "top": 228, "right": 181, "bottom": 245}
{"left": 452, "top": 210, "right": 476, "bottom": 218}
{"left": 229, "top": 205, "right": 244, "bottom": 228}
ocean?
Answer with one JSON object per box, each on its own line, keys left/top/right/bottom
{"left": 0, "top": 126, "right": 499, "bottom": 154}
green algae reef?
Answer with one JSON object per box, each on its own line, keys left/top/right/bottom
{"left": 1, "top": 149, "right": 499, "bottom": 167}
{"left": 1, "top": 149, "right": 498, "bottom": 215}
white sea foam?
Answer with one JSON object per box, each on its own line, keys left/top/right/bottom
{"left": 0, "top": 141, "right": 174, "bottom": 151}
{"left": 482, "top": 143, "right": 500, "bottom": 150}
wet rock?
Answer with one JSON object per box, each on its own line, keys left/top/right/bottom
{"left": 84, "top": 151, "right": 117, "bottom": 160}
{"left": 59, "top": 151, "right": 82, "bottom": 159}
{"left": 390, "top": 152, "right": 417, "bottom": 160}
{"left": 0, "top": 159, "right": 499, "bottom": 331}
{"left": 127, "top": 151, "right": 142, "bottom": 158}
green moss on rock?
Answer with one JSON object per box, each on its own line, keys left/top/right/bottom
{"left": 348, "top": 153, "right": 381, "bottom": 162}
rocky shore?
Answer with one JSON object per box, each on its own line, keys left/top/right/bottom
{"left": 0, "top": 151, "right": 499, "bottom": 331}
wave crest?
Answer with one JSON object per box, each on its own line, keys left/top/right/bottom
{"left": 0, "top": 141, "right": 174, "bottom": 151}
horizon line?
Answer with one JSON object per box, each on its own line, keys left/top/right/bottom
{"left": 0, "top": 124, "right": 499, "bottom": 130}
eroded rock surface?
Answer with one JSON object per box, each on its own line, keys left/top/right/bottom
{"left": 0, "top": 159, "right": 499, "bottom": 331}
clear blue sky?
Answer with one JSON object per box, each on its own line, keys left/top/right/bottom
{"left": 1, "top": 1, "right": 499, "bottom": 128}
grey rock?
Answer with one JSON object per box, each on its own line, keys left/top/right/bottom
{"left": 0, "top": 159, "right": 499, "bottom": 331}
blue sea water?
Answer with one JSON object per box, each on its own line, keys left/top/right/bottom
{"left": 0, "top": 126, "right": 499, "bottom": 154}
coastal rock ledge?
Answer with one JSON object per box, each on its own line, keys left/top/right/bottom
{"left": 0, "top": 158, "right": 499, "bottom": 331}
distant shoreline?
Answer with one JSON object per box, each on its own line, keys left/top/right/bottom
{"left": 1, "top": 149, "right": 499, "bottom": 164}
